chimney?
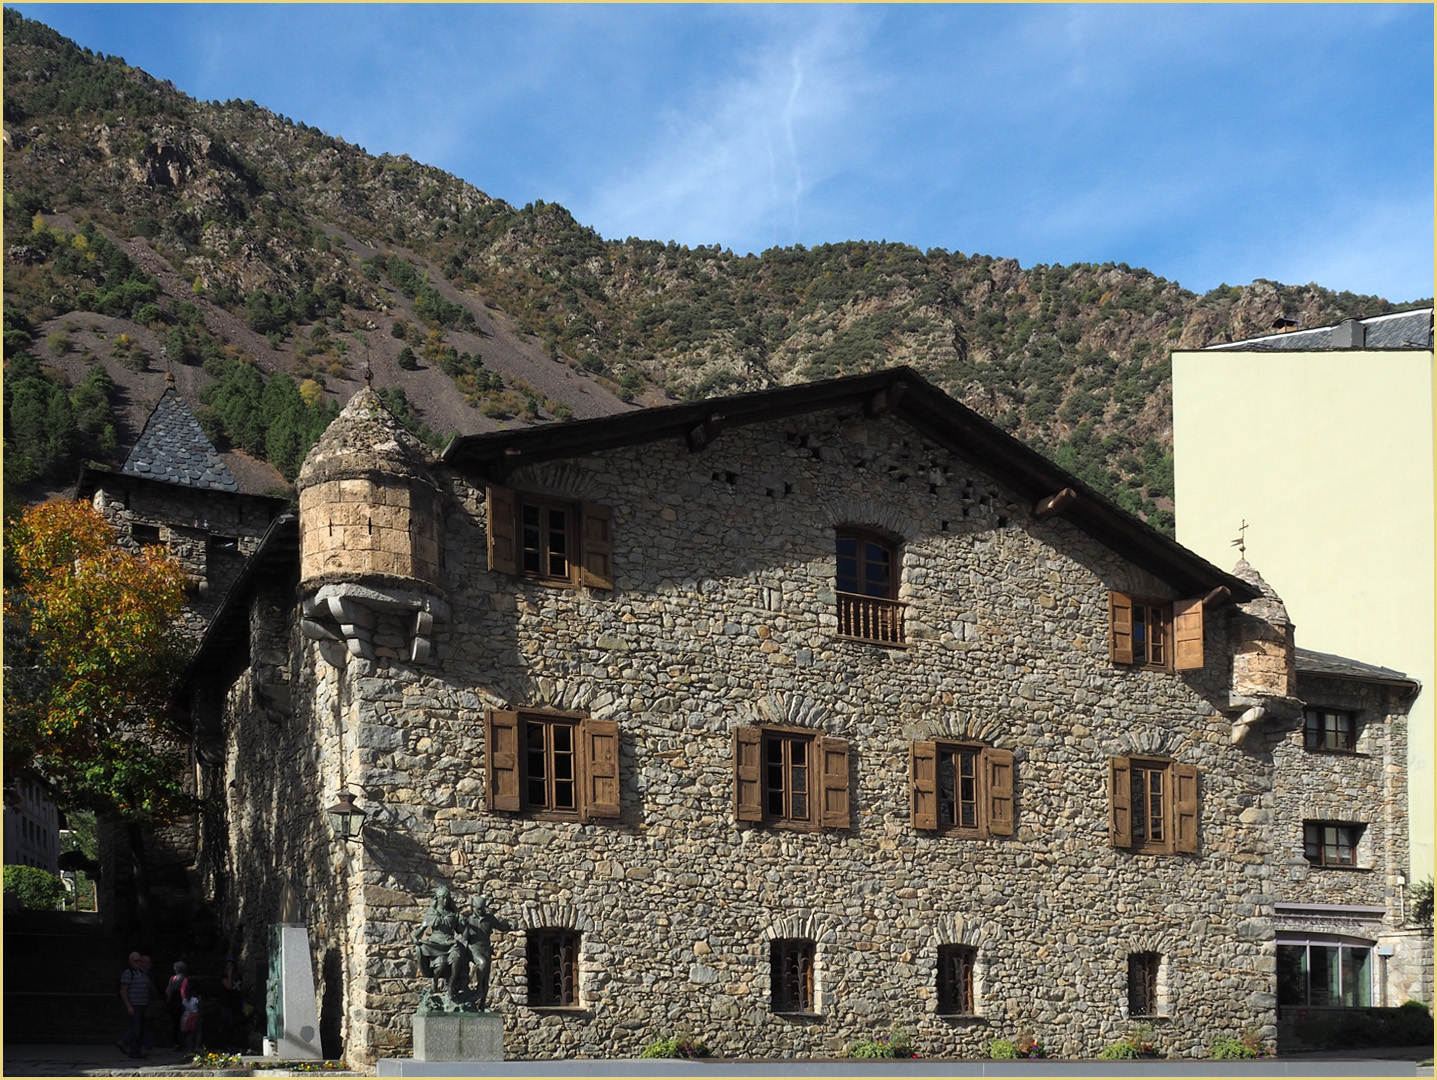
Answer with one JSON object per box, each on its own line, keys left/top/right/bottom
{"left": 1332, "top": 317, "right": 1365, "bottom": 349}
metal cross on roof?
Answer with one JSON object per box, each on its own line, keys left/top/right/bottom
{"left": 1230, "top": 519, "right": 1249, "bottom": 558}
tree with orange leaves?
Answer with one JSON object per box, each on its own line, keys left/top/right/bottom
{"left": 4, "top": 500, "right": 198, "bottom": 934}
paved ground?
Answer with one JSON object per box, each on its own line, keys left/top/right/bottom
{"left": 2, "top": 1045, "right": 1431, "bottom": 1078}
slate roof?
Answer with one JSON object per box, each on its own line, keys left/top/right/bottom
{"left": 1296, "top": 647, "right": 1420, "bottom": 690}
{"left": 122, "top": 387, "right": 238, "bottom": 492}
{"left": 1204, "top": 308, "right": 1433, "bottom": 352}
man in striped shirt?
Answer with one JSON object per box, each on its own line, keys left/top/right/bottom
{"left": 119, "top": 951, "right": 149, "bottom": 1059}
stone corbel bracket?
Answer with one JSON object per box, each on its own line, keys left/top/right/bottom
{"left": 301, "top": 582, "right": 450, "bottom": 666}
{"left": 1225, "top": 694, "right": 1304, "bottom": 745}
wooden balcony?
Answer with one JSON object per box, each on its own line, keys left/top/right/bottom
{"left": 837, "top": 592, "right": 905, "bottom": 646}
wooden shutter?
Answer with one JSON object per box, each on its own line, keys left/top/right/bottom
{"left": 1172, "top": 597, "right": 1204, "bottom": 670}
{"left": 579, "top": 502, "right": 614, "bottom": 590}
{"left": 1109, "top": 592, "right": 1134, "bottom": 665}
{"left": 910, "top": 742, "right": 938, "bottom": 830}
{"left": 985, "top": 748, "right": 1015, "bottom": 837}
{"left": 486, "top": 709, "right": 521, "bottom": 811}
{"left": 819, "top": 737, "right": 851, "bottom": 829}
{"left": 487, "top": 486, "right": 517, "bottom": 575}
{"left": 1173, "top": 762, "right": 1199, "bottom": 853}
{"left": 581, "top": 718, "right": 620, "bottom": 820}
{"left": 1109, "top": 756, "right": 1132, "bottom": 848}
{"left": 733, "top": 727, "right": 763, "bottom": 822}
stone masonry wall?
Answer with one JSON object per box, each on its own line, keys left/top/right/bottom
{"left": 214, "top": 581, "right": 363, "bottom": 1059}
{"left": 263, "top": 407, "right": 1287, "bottom": 1062}
{"left": 1273, "top": 673, "right": 1408, "bottom": 912}
{"left": 91, "top": 479, "right": 276, "bottom": 636}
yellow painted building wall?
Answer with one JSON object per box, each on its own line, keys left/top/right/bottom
{"left": 1172, "top": 347, "right": 1434, "bottom": 881}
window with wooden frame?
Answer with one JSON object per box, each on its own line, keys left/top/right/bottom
{"left": 910, "top": 742, "right": 1014, "bottom": 837}
{"left": 937, "top": 945, "right": 977, "bottom": 1015}
{"left": 836, "top": 528, "right": 904, "bottom": 645}
{"left": 1304, "top": 821, "right": 1363, "bottom": 867}
{"left": 486, "top": 485, "right": 613, "bottom": 590}
{"left": 1108, "top": 592, "right": 1204, "bottom": 671}
{"left": 486, "top": 710, "right": 620, "bottom": 822}
{"left": 770, "top": 938, "right": 815, "bottom": 1013}
{"left": 733, "top": 727, "right": 850, "bottom": 830}
{"left": 1128, "top": 952, "right": 1161, "bottom": 1016}
{"left": 1304, "top": 709, "right": 1357, "bottom": 753}
{"left": 1109, "top": 757, "right": 1198, "bottom": 854}
{"left": 526, "top": 929, "right": 580, "bottom": 1007}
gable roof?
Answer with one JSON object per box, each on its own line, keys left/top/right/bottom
{"left": 444, "top": 366, "right": 1257, "bottom": 602}
{"left": 123, "top": 385, "right": 238, "bottom": 491}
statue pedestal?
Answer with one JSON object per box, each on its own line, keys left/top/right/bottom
{"left": 412, "top": 1011, "right": 503, "bottom": 1062}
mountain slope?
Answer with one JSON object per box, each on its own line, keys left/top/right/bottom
{"left": 3, "top": 10, "right": 1424, "bottom": 528}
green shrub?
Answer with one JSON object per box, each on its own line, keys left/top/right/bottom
{"left": 639, "top": 1034, "right": 709, "bottom": 1059}
{"left": 848, "top": 1024, "right": 914, "bottom": 1059}
{"left": 4, "top": 865, "right": 67, "bottom": 909}
{"left": 987, "top": 1038, "right": 1018, "bottom": 1060}
{"left": 1099, "top": 1038, "right": 1141, "bottom": 1060}
{"left": 1209, "top": 1036, "right": 1256, "bottom": 1060}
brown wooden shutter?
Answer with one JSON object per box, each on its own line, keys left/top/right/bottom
{"left": 733, "top": 727, "right": 763, "bottom": 822}
{"left": 1173, "top": 762, "right": 1199, "bottom": 853}
{"left": 1109, "top": 592, "right": 1134, "bottom": 665}
{"left": 910, "top": 741, "right": 938, "bottom": 830}
{"left": 1109, "top": 756, "right": 1132, "bottom": 848}
{"left": 487, "top": 486, "right": 517, "bottom": 575}
{"left": 819, "top": 736, "right": 851, "bottom": 830}
{"left": 1172, "top": 597, "right": 1204, "bottom": 670}
{"left": 579, "top": 502, "right": 614, "bottom": 590}
{"left": 486, "top": 709, "right": 521, "bottom": 811}
{"left": 985, "top": 748, "right": 1015, "bottom": 836}
{"left": 581, "top": 718, "right": 620, "bottom": 820}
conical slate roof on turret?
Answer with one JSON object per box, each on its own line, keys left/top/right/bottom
{"left": 122, "top": 384, "right": 238, "bottom": 491}
{"left": 296, "top": 387, "right": 436, "bottom": 489}
{"left": 1231, "top": 558, "right": 1292, "bottom": 626}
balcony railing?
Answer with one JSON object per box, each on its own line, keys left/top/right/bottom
{"left": 837, "top": 592, "right": 905, "bottom": 645}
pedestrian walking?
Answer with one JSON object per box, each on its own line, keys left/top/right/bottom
{"left": 117, "top": 951, "right": 149, "bottom": 1059}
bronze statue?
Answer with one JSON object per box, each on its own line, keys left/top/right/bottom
{"left": 414, "top": 885, "right": 511, "bottom": 1012}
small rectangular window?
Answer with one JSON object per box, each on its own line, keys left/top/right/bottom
{"left": 1109, "top": 757, "right": 1199, "bottom": 854}
{"left": 764, "top": 731, "right": 811, "bottom": 823}
{"left": 770, "top": 939, "right": 815, "bottom": 1013}
{"left": 485, "top": 710, "right": 620, "bottom": 822}
{"left": 1304, "top": 821, "right": 1362, "bottom": 867}
{"left": 1128, "top": 952, "right": 1161, "bottom": 1016}
{"left": 131, "top": 523, "right": 161, "bottom": 546}
{"left": 521, "top": 500, "right": 573, "bottom": 582}
{"left": 525, "top": 716, "right": 579, "bottom": 816}
{"left": 937, "top": 945, "right": 976, "bottom": 1015}
{"left": 1304, "top": 709, "right": 1356, "bottom": 752}
{"left": 526, "top": 929, "right": 579, "bottom": 1007}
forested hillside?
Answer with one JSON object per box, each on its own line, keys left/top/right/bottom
{"left": 4, "top": 10, "right": 1425, "bottom": 532}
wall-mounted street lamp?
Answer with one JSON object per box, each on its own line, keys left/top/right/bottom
{"left": 325, "top": 792, "right": 367, "bottom": 841}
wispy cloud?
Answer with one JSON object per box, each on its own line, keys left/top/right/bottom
{"left": 578, "top": 9, "right": 876, "bottom": 254}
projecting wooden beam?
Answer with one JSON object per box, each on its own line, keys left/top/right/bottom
{"left": 685, "top": 414, "right": 725, "bottom": 453}
{"left": 1202, "top": 586, "right": 1232, "bottom": 609}
{"left": 865, "top": 381, "right": 908, "bottom": 417}
{"left": 1033, "top": 487, "right": 1078, "bottom": 520}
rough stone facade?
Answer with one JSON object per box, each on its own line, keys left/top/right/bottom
{"left": 179, "top": 373, "right": 1425, "bottom": 1064}
{"left": 187, "top": 378, "right": 1302, "bottom": 1064}
{"left": 1271, "top": 656, "right": 1429, "bottom": 1020}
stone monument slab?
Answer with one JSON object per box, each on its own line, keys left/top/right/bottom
{"left": 264, "top": 922, "right": 323, "bottom": 1059}
{"left": 412, "top": 1010, "right": 503, "bottom": 1061}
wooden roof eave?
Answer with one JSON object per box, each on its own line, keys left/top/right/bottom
{"left": 442, "top": 366, "right": 1257, "bottom": 604}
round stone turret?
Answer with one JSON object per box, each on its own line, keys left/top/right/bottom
{"left": 296, "top": 388, "right": 443, "bottom": 593}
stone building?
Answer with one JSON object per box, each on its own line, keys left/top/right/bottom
{"left": 165, "top": 365, "right": 1431, "bottom": 1064}
{"left": 76, "top": 380, "right": 289, "bottom": 925}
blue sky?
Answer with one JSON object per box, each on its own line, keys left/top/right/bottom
{"left": 12, "top": 4, "right": 1435, "bottom": 301}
